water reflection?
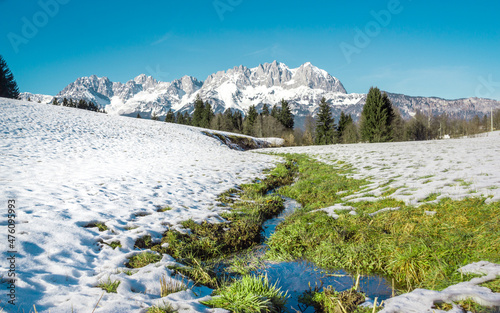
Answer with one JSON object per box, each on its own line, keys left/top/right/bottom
{"left": 253, "top": 260, "right": 392, "bottom": 312}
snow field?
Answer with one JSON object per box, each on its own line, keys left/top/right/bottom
{"left": 0, "top": 99, "right": 278, "bottom": 312}
{"left": 266, "top": 133, "right": 500, "bottom": 205}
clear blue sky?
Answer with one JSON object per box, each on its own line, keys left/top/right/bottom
{"left": 1, "top": 0, "right": 499, "bottom": 100}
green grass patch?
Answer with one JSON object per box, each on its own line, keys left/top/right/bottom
{"left": 481, "top": 278, "right": 500, "bottom": 293}
{"left": 201, "top": 275, "right": 288, "bottom": 313}
{"left": 160, "top": 275, "right": 188, "bottom": 297}
{"left": 275, "top": 154, "right": 367, "bottom": 209}
{"left": 266, "top": 154, "right": 500, "bottom": 293}
{"left": 418, "top": 175, "right": 434, "bottom": 180}
{"left": 420, "top": 192, "right": 441, "bottom": 202}
{"left": 380, "top": 187, "right": 399, "bottom": 197}
{"left": 157, "top": 206, "right": 173, "bottom": 212}
{"left": 270, "top": 196, "right": 500, "bottom": 291}
{"left": 454, "top": 178, "right": 473, "bottom": 187}
{"left": 97, "top": 278, "right": 120, "bottom": 293}
{"left": 298, "top": 285, "right": 372, "bottom": 313}
{"left": 161, "top": 158, "right": 297, "bottom": 262}
{"left": 147, "top": 302, "right": 177, "bottom": 313}
{"left": 126, "top": 252, "right": 162, "bottom": 268}
{"left": 435, "top": 298, "right": 499, "bottom": 313}
{"left": 167, "top": 258, "right": 220, "bottom": 289}
{"left": 134, "top": 235, "right": 167, "bottom": 254}
{"left": 104, "top": 241, "right": 121, "bottom": 249}
{"left": 84, "top": 222, "right": 108, "bottom": 232}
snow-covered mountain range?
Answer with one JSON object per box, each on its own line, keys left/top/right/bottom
{"left": 20, "top": 61, "right": 500, "bottom": 127}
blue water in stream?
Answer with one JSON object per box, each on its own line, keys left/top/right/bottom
{"left": 254, "top": 197, "right": 392, "bottom": 312}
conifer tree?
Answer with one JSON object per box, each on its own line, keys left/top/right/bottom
{"left": 165, "top": 109, "right": 175, "bottom": 123}
{"left": 201, "top": 101, "right": 214, "bottom": 128}
{"left": 151, "top": 111, "right": 159, "bottom": 121}
{"left": 223, "top": 109, "right": 235, "bottom": 132}
{"left": 136, "top": 113, "right": 142, "bottom": 118}
{"left": 232, "top": 111, "right": 243, "bottom": 132}
{"left": 62, "top": 98, "right": 69, "bottom": 107}
{"left": 337, "top": 111, "right": 353, "bottom": 142}
{"left": 27, "top": 96, "right": 31, "bottom": 101}
{"left": 52, "top": 98, "right": 59, "bottom": 106}
{"left": 192, "top": 95, "right": 205, "bottom": 127}
{"left": 0, "top": 55, "right": 20, "bottom": 99}
{"left": 360, "top": 87, "right": 395, "bottom": 143}
{"left": 183, "top": 111, "right": 192, "bottom": 125}
{"left": 278, "top": 99, "right": 294, "bottom": 129}
{"left": 261, "top": 103, "right": 270, "bottom": 116}
{"left": 247, "top": 105, "right": 258, "bottom": 126}
{"left": 88, "top": 101, "right": 99, "bottom": 112}
{"left": 176, "top": 111, "right": 185, "bottom": 124}
{"left": 77, "top": 99, "right": 88, "bottom": 110}
{"left": 271, "top": 105, "right": 280, "bottom": 119}
{"left": 243, "top": 105, "right": 259, "bottom": 135}
{"left": 315, "top": 97, "right": 335, "bottom": 145}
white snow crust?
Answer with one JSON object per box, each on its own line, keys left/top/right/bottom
{"left": 0, "top": 99, "right": 279, "bottom": 312}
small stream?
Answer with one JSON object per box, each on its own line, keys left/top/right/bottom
{"left": 253, "top": 197, "right": 393, "bottom": 312}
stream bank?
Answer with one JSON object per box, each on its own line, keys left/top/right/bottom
{"left": 162, "top": 155, "right": 393, "bottom": 312}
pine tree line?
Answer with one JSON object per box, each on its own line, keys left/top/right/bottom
{"left": 161, "top": 95, "right": 295, "bottom": 140}
{"left": 52, "top": 97, "right": 105, "bottom": 113}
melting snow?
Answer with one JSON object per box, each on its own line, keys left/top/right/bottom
{"left": 0, "top": 99, "right": 278, "bottom": 312}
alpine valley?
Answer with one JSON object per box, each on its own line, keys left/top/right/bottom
{"left": 20, "top": 61, "right": 500, "bottom": 128}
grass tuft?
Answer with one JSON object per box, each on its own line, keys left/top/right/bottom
{"left": 157, "top": 206, "right": 173, "bottom": 212}
{"left": 104, "top": 241, "right": 121, "bottom": 249}
{"left": 160, "top": 275, "right": 188, "bottom": 297}
{"left": 201, "top": 275, "right": 288, "bottom": 313}
{"left": 147, "top": 302, "right": 177, "bottom": 313}
{"left": 126, "top": 252, "right": 162, "bottom": 268}
{"left": 97, "top": 278, "right": 120, "bottom": 293}
{"left": 84, "top": 222, "right": 108, "bottom": 232}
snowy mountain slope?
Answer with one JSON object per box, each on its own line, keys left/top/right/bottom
{"left": 56, "top": 74, "right": 203, "bottom": 118}
{"left": 53, "top": 61, "right": 359, "bottom": 122}
{"left": 381, "top": 92, "right": 500, "bottom": 120}
{"left": 0, "top": 98, "right": 279, "bottom": 312}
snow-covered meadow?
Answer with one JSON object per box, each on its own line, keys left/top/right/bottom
{"left": 1, "top": 98, "right": 499, "bottom": 312}
{"left": 0, "top": 99, "right": 279, "bottom": 312}
{"left": 266, "top": 132, "right": 500, "bottom": 205}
